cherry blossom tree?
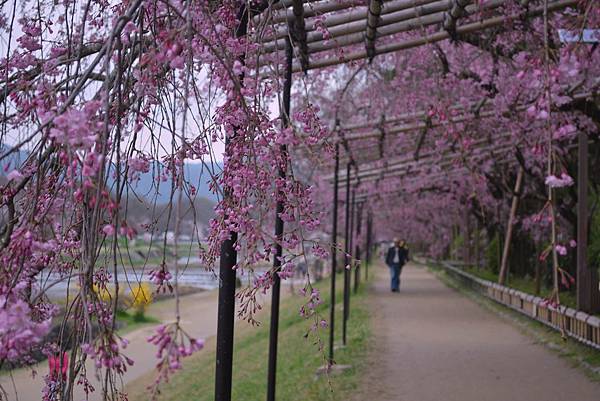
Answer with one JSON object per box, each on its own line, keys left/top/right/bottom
{"left": 0, "top": 0, "right": 598, "bottom": 399}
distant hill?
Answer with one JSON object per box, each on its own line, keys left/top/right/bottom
{"left": 118, "top": 161, "right": 222, "bottom": 235}
{"left": 0, "top": 146, "right": 222, "bottom": 203}
{"left": 0, "top": 148, "right": 221, "bottom": 236}
{"left": 0, "top": 147, "right": 30, "bottom": 172}
{"left": 128, "top": 161, "right": 223, "bottom": 203}
{"left": 122, "top": 194, "right": 216, "bottom": 237}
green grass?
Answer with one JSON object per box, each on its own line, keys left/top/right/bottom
{"left": 128, "top": 273, "right": 372, "bottom": 401}
{"left": 117, "top": 310, "right": 160, "bottom": 334}
{"left": 427, "top": 263, "right": 600, "bottom": 381}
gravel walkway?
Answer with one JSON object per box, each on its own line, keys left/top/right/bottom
{"left": 352, "top": 263, "right": 600, "bottom": 401}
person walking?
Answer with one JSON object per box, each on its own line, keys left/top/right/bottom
{"left": 385, "top": 238, "right": 409, "bottom": 292}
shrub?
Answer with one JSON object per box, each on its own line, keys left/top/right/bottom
{"left": 130, "top": 283, "right": 153, "bottom": 321}
{"left": 485, "top": 233, "right": 500, "bottom": 274}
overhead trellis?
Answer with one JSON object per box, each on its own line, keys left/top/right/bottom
{"left": 0, "top": 0, "right": 596, "bottom": 398}
{"left": 335, "top": 139, "right": 518, "bottom": 186}
{"left": 212, "top": 2, "right": 594, "bottom": 401}
{"left": 249, "top": 0, "right": 589, "bottom": 194}
{"left": 301, "top": 73, "right": 599, "bottom": 175}
{"left": 337, "top": 79, "right": 600, "bottom": 138}
{"left": 338, "top": 146, "right": 513, "bottom": 181}
{"left": 252, "top": 0, "right": 578, "bottom": 72}
{"left": 328, "top": 76, "right": 600, "bottom": 184}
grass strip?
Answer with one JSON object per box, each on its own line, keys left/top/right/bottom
{"left": 127, "top": 272, "right": 372, "bottom": 401}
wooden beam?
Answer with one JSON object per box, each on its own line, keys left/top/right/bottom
{"left": 365, "top": 0, "right": 384, "bottom": 60}
{"left": 443, "top": 0, "right": 471, "bottom": 37}
{"left": 336, "top": 142, "right": 515, "bottom": 184}
{"left": 327, "top": 86, "right": 599, "bottom": 167}
{"left": 286, "top": 0, "right": 506, "bottom": 58}
{"left": 260, "top": 0, "right": 443, "bottom": 43}
{"left": 352, "top": 159, "right": 515, "bottom": 202}
{"left": 337, "top": 78, "right": 599, "bottom": 133}
{"left": 259, "top": 0, "right": 501, "bottom": 55}
{"left": 261, "top": 0, "right": 363, "bottom": 25}
{"left": 306, "top": 9, "right": 446, "bottom": 54}
{"left": 343, "top": 108, "right": 498, "bottom": 142}
{"left": 333, "top": 132, "right": 513, "bottom": 179}
{"left": 290, "top": 0, "right": 309, "bottom": 72}
{"left": 350, "top": 145, "right": 514, "bottom": 184}
{"left": 284, "top": 0, "right": 577, "bottom": 72}
{"left": 340, "top": 98, "right": 492, "bottom": 131}
{"left": 354, "top": 172, "right": 460, "bottom": 200}
{"left": 336, "top": 83, "right": 599, "bottom": 144}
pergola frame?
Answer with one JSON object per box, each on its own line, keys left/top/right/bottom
{"left": 214, "top": 2, "right": 593, "bottom": 401}
{"left": 331, "top": 134, "right": 516, "bottom": 182}
{"left": 261, "top": 0, "right": 507, "bottom": 54}
{"left": 254, "top": 0, "right": 577, "bottom": 72}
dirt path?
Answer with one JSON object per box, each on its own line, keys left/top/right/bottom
{"left": 353, "top": 263, "right": 600, "bottom": 401}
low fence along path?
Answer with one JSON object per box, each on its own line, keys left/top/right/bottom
{"left": 353, "top": 262, "right": 600, "bottom": 401}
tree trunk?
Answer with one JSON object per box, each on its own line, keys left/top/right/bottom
{"left": 498, "top": 167, "right": 525, "bottom": 285}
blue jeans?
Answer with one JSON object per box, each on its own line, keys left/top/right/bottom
{"left": 389, "top": 263, "right": 402, "bottom": 291}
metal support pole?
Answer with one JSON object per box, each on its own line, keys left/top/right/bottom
{"left": 215, "top": 231, "right": 237, "bottom": 401}
{"left": 354, "top": 202, "right": 363, "bottom": 293}
{"left": 343, "top": 163, "right": 351, "bottom": 346}
{"left": 576, "top": 131, "right": 600, "bottom": 312}
{"left": 213, "top": 103, "right": 239, "bottom": 400}
{"left": 266, "top": 37, "right": 292, "bottom": 401}
{"left": 350, "top": 192, "right": 356, "bottom": 254}
{"left": 365, "top": 210, "right": 372, "bottom": 280}
{"left": 215, "top": 7, "right": 249, "bottom": 400}
{"left": 329, "top": 141, "right": 340, "bottom": 364}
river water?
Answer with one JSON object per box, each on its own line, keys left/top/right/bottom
{"left": 36, "top": 256, "right": 307, "bottom": 299}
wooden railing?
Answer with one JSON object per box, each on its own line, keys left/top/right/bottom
{"left": 423, "top": 259, "right": 600, "bottom": 351}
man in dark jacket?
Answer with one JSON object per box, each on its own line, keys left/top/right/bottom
{"left": 385, "top": 238, "right": 409, "bottom": 292}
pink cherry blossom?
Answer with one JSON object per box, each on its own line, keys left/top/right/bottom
{"left": 545, "top": 173, "right": 575, "bottom": 188}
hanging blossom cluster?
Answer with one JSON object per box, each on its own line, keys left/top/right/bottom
{"left": 0, "top": 0, "right": 598, "bottom": 399}
{"left": 0, "top": 296, "right": 52, "bottom": 362}
{"left": 0, "top": 0, "right": 334, "bottom": 398}
{"left": 146, "top": 323, "right": 204, "bottom": 393}
{"left": 545, "top": 173, "right": 574, "bottom": 188}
